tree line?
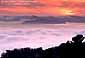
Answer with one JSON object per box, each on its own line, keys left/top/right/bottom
{"left": 1, "top": 34, "right": 85, "bottom": 58}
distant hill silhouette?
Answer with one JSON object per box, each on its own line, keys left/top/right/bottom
{"left": 0, "top": 15, "right": 85, "bottom": 24}
{"left": 1, "top": 34, "right": 85, "bottom": 58}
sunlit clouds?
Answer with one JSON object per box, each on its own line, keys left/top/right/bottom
{"left": 0, "top": 0, "right": 85, "bottom": 16}
{"left": 57, "top": 8, "right": 75, "bottom": 15}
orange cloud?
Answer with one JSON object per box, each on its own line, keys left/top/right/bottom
{"left": 0, "top": 0, "right": 85, "bottom": 16}
{"left": 69, "top": 0, "right": 85, "bottom": 2}
{"left": 58, "top": 8, "right": 75, "bottom": 15}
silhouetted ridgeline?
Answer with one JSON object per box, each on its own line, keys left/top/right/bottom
{"left": 1, "top": 34, "right": 85, "bottom": 58}
{"left": 0, "top": 15, "right": 85, "bottom": 24}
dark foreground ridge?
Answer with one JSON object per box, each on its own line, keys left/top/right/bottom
{"left": 1, "top": 34, "right": 85, "bottom": 58}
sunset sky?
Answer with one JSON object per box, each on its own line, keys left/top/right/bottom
{"left": 0, "top": 0, "right": 85, "bottom": 16}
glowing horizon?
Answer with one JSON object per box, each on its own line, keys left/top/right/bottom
{"left": 0, "top": 0, "right": 85, "bottom": 16}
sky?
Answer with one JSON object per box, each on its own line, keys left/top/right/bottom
{"left": 0, "top": 0, "right": 85, "bottom": 16}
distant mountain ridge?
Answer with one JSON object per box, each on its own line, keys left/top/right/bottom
{"left": 0, "top": 15, "right": 85, "bottom": 24}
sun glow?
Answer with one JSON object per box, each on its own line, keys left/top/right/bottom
{"left": 59, "top": 8, "right": 75, "bottom": 16}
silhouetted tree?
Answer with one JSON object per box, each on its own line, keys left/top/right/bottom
{"left": 72, "top": 34, "right": 84, "bottom": 43}
{"left": 59, "top": 34, "right": 85, "bottom": 58}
